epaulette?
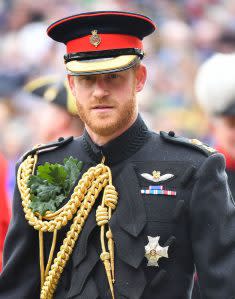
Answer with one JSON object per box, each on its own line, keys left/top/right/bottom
{"left": 160, "top": 131, "right": 217, "bottom": 157}
{"left": 21, "top": 136, "right": 74, "bottom": 161}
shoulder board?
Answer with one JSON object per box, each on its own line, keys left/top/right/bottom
{"left": 21, "top": 136, "right": 74, "bottom": 161}
{"left": 160, "top": 131, "right": 217, "bottom": 157}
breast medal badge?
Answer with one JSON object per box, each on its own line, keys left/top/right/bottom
{"left": 141, "top": 170, "right": 174, "bottom": 183}
{"left": 145, "top": 236, "right": 169, "bottom": 267}
{"left": 90, "top": 30, "right": 101, "bottom": 47}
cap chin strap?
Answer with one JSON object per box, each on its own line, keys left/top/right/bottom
{"left": 64, "top": 48, "right": 144, "bottom": 63}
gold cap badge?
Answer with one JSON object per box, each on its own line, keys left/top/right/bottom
{"left": 90, "top": 30, "right": 101, "bottom": 47}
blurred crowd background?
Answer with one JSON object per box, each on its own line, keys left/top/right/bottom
{"left": 0, "top": 0, "right": 235, "bottom": 205}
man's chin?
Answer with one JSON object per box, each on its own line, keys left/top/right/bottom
{"left": 88, "top": 120, "right": 121, "bottom": 136}
{"left": 91, "top": 126, "right": 118, "bottom": 137}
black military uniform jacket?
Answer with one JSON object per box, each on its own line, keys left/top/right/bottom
{"left": 1, "top": 115, "right": 235, "bottom": 299}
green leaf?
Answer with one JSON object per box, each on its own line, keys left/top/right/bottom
{"left": 27, "top": 156, "right": 83, "bottom": 216}
{"left": 37, "top": 162, "right": 67, "bottom": 187}
{"left": 37, "top": 184, "right": 61, "bottom": 202}
{"left": 27, "top": 175, "right": 45, "bottom": 192}
{"left": 63, "top": 157, "right": 83, "bottom": 193}
{"left": 29, "top": 189, "right": 66, "bottom": 215}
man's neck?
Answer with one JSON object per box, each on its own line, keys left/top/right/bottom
{"left": 85, "top": 116, "right": 137, "bottom": 146}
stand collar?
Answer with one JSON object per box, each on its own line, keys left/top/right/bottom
{"left": 82, "top": 114, "right": 150, "bottom": 165}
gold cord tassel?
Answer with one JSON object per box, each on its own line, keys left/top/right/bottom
{"left": 17, "top": 154, "right": 118, "bottom": 299}
{"left": 96, "top": 204, "right": 115, "bottom": 298}
{"left": 106, "top": 229, "right": 115, "bottom": 282}
{"left": 100, "top": 252, "right": 115, "bottom": 298}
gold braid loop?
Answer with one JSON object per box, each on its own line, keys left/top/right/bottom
{"left": 17, "top": 153, "right": 117, "bottom": 299}
{"left": 104, "top": 185, "right": 118, "bottom": 210}
{"left": 96, "top": 206, "right": 109, "bottom": 226}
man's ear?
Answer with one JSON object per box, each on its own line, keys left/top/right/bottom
{"left": 67, "top": 75, "right": 76, "bottom": 97}
{"left": 135, "top": 64, "right": 147, "bottom": 93}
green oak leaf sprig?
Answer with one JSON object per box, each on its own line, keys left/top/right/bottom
{"left": 27, "top": 156, "right": 83, "bottom": 216}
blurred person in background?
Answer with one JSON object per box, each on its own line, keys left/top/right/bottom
{"left": 0, "top": 72, "right": 31, "bottom": 202}
{"left": 24, "top": 75, "right": 84, "bottom": 143}
{"left": 0, "top": 151, "right": 10, "bottom": 272}
{"left": 0, "top": 72, "right": 30, "bottom": 270}
{"left": 192, "top": 51, "right": 235, "bottom": 299}
{"left": 195, "top": 53, "right": 235, "bottom": 196}
{"left": 0, "top": 72, "right": 85, "bottom": 203}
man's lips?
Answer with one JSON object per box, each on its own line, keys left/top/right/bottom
{"left": 91, "top": 105, "right": 114, "bottom": 110}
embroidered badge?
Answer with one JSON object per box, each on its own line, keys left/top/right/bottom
{"left": 141, "top": 170, "right": 174, "bottom": 183}
{"left": 90, "top": 30, "right": 101, "bottom": 47}
{"left": 145, "top": 236, "right": 169, "bottom": 267}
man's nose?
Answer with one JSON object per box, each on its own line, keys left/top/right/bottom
{"left": 92, "top": 77, "right": 109, "bottom": 98}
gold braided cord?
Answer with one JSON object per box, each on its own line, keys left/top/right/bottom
{"left": 39, "top": 226, "right": 45, "bottom": 288}
{"left": 44, "top": 230, "right": 57, "bottom": 279}
{"left": 17, "top": 154, "right": 118, "bottom": 299}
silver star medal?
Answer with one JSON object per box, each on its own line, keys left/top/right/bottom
{"left": 145, "top": 236, "right": 169, "bottom": 267}
{"left": 141, "top": 170, "right": 174, "bottom": 183}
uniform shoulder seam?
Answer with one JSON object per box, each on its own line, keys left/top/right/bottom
{"left": 20, "top": 136, "right": 74, "bottom": 162}
{"left": 160, "top": 131, "right": 217, "bottom": 157}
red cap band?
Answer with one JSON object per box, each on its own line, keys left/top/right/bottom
{"left": 66, "top": 33, "right": 143, "bottom": 53}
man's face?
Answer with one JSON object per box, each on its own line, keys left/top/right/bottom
{"left": 213, "top": 116, "right": 235, "bottom": 159}
{"left": 68, "top": 65, "right": 146, "bottom": 138}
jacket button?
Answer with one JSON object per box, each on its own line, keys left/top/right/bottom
{"left": 168, "top": 131, "right": 175, "bottom": 137}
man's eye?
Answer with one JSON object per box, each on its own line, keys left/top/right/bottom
{"left": 79, "top": 76, "right": 93, "bottom": 81}
{"left": 108, "top": 73, "right": 119, "bottom": 79}
{"left": 84, "top": 76, "right": 93, "bottom": 81}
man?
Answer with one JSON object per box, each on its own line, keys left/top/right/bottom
{"left": 195, "top": 53, "right": 235, "bottom": 196}
{"left": 0, "top": 11, "right": 235, "bottom": 299}
{"left": 24, "top": 75, "right": 84, "bottom": 143}
{"left": 0, "top": 152, "right": 10, "bottom": 272}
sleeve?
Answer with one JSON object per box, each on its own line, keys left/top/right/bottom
{"left": 0, "top": 162, "right": 40, "bottom": 299}
{"left": 190, "top": 153, "right": 235, "bottom": 299}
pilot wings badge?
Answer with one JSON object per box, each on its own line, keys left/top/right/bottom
{"left": 141, "top": 170, "right": 174, "bottom": 183}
